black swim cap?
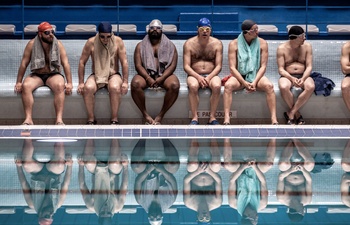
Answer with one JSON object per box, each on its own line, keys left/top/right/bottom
{"left": 241, "top": 19, "right": 256, "bottom": 33}
{"left": 288, "top": 26, "right": 304, "bottom": 39}
{"left": 98, "top": 22, "right": 112, "bottom": 33}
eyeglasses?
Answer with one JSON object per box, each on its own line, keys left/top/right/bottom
{"left": 42, "top": 30, "right": 55, "bottom": 35}
{"left": 198, "top": 27, "right": 211, "bottom": 32}
{"left": 99, "top": 34, "right": 112, "bottom": 39}
{"left": 149, "top": 26, "right": 162, "bottom": 30}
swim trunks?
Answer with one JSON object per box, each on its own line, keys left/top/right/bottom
{"left": 31, "top": 72, "right": 64, "bottom": 84}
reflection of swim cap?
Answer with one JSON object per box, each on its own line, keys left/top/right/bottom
{"left": 149, "top": 218, "right": 163, "bottom": 225}
{"left": 38, "top": 22, "right": 53, "bottom": 32}
{"left": 288, "top": 25, "right": 304, "bottom": 39}
{"left": 241, "top": 19, "right": 256, "bottom": 32}
{"left": 198, "top": 18, "right": 211, "bottom": 28}
{"left": 149, "top": 19, "right": 163, "bottom": 30}
{"left": 98, "top": 22, "right": 112, "bottom": 33}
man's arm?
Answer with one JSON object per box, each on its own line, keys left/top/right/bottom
{"left": 301, "top": 42, "right": 313, "bottom": 81}
{"left": 253, "top": 38, "right": 268, "bottom": 85}
{"left": 116, "top": 37, "right": 129, "bottom": 94}
{"left": 228, "top": 39, "right": 247, "bottom": 85}
{"left": 15, "top": 40, "right": 33, "bottom": 93}
{"left": 206, "top": 39, "right": 223, "bottom": 81}
{"left": 183, "top": 40, "right": 200, "bottom": 79}
{"left": 77, "top": 39, "right": 92, "bottom": 93}
{"left": 341, "top": 42, "right": 350, "bottom": 75}
{"left": 58, "top": 41, "right": 73, "bottom": 95}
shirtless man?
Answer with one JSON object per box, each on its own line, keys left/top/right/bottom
{"left": 340, "top": 41, "right": 350, "bottom": 113}
{"left": 78, "top": 22, "right": 129, "bottom": 125}
{"left": 183, "top": 17, "right": 223, "bottom": 125}
{"left": 183, "top": 139, "right": 222, "bottom": 224}
{"left": 14, "top": 21, "right": 73, "bottom": 125}
{"left": 277, "top": 25, "right": 315, "bottom": 125}
{"left": 131, "top": 19, "right": 179, "bottom": 125}
{"left": 223, "top": 19, "right": 278, "bottom": 125}
{"left": 277, "top": 139, "right": 314, "bottom": 222}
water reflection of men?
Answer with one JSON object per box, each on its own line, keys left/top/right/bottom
{"left": 78, "top": 139, "right": 129, "bottom": 225}
{"left": 15, "top": 139, "right": 72, "bottom": 225}
{"left": 183, "top": 139, "right": 222, "bottom": 224}
{"left": 224, "top": 138, "right": 276, "bottom": 225}
{"left": 276, "top": 139, "right": 314, "bottom": 222}
{"left": 341, "top": 139, "right": 350, "bottom": 207}
{"left": 132, "top": 139, "right": 179, "bottom": 225}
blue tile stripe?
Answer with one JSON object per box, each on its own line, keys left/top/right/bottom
{"left": 0, "top": 125, "right": 350, "bottom": 138}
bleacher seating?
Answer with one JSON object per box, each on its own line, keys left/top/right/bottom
{"left": 286, "top": 24, "right": 319, "bottom": 35}
{"left": 112, "top": 24, "right": 137, "bottom": 35}
{"left": 0, "top": 39, "right": 349, "bottom": 125}
{"left": 0, "top": 24, "right": 15, "bottom": 35}
{"left": 327, "top": 24, "right": 350, "bottom": 35}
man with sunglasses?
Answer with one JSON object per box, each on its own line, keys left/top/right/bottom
{"left": 222, "top": 19, "right": 278, "bottom": 125}
{"left": 183, "top": 17, "right": 223, "bottom": 125}
{"left": 78, "top": 21, "right": 129, "bottom": 125}
{"left": 131, "top": 19, "right": 179, "bottom": 125}
{"left": 277, "top": 25, "right": 315, "bottom": 125}
{"left": 14, "top": 21, "right": 73, "bottom": 125}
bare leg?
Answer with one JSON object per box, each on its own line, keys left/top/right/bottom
{"left": 341, "top": 77, "right": 350, "bottom": 112}
{"left": 154, "top": 75, "right": 180, "bottom": 124}
{"left": 187, "top": 139, "right": 199, "bottom": 172}
{"left": 108, "top": 75, "right": 123, "bottom": 122}
{"left": 46, "top": 75, "right": 66, "bottom": 124}
{"left": 83, "top": 75, "right": 98, "bottom": 123}
{"left": 209, "top": 139, "right": 221, "bottom": 173}
{"left": 162, "top": 139, "right": 180, "bottom": 174}
{"left": 222, "top": 138, "right": 240, "bottom": 172}
{"left": 208, "top": 76, "right": 221, "bottom": 123}
{"left": 278, "top": 140, "right": 294, "bottom": 171}
{"left": 258, "top": 138, "right": 276, "bottom": 173}
{"left": 81, "top": 139, "right": 97, "bottom": 173}
{"left": 46, "top": 142, "right": 66, "bottom": 175}
{"left": 288, "top": 77, "right": 315, "bottom": 120}
{"left": 187, "top": 76, "right": 200, "bottom": 122}
{"left": 21, "top": 139, "right": 44, "bottom": 173}
{"left": 131, "top": 74, "right": 154, "bottom": 124}
{"left": 293, "top": 139, "right": 315, "bottom": 172}
{"left": 21, "top": 75, "right": 44, "bottom": 125}
{"left": 130, "top": 139, "right": 147, "bottom": 174}
{"left": 257, "top": 76, "right": 278, "bottom": 124}
{"left": 108, "top": 139, "right": 123, "bottom": 174}
{"left": 223, "top": 76, "right": 243, "bottom": 124}
{"left": 342, "top": 140, "right": 350, "bottom": 172}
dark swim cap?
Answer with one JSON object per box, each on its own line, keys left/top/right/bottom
{"left": 98, "top": 22, "right": 112, "bottom": 33}
{"left": 198, "top": 18, "right": 211, "bottom": 28}
{"left": 288, "top": 26, "right": 305, "bottom": 39}
{"left": 241, "top": 19, "right": 256, "bottom": 32}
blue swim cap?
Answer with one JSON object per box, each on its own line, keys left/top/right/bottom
{"left": 98, "top": 22, "right": 112, "bottom": 33}
{"left": 198, "top": 18, "right": 211, "bottom": 28}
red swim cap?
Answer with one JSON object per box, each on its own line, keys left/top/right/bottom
{"left": 38, "top": 22, "right": 53, "bottom": 32}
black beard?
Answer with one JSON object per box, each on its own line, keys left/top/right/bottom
{"left": 41, "top": 35, "right": 53, "bottom": 44}
{"left": 148, "top": 30, "right": 162, "bottom": 41}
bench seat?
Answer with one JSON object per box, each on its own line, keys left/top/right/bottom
{"left": 0, "top": 39, "right": 348, "bottom": 125}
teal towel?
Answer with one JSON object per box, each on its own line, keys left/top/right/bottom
{"left": 237, "top": 33, "right": 260, "bottom": 82}
{"left": 236, "top": 167, "right": 261, "bottom": 216}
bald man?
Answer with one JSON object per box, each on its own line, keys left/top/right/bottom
{"left": 15, "top": 21, "right": 73, "bottom": 125}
